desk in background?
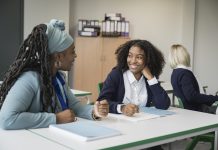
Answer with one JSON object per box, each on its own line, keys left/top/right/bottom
{"left": 161, "top": 82, "right": 173, "bottom": 94}
{"left": 26, "top": 107, "right": 218, "bottom": 150}
{"left": 71, "top": 89, "right": 92, "bottom": 104}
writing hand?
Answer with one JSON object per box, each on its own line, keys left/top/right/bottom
{"left": 121, "top": 103, "right": 139, "bottom": 117}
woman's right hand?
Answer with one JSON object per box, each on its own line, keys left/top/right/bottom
{"left": 142, "top": 66, "right": 153, "bottom": 80}
{"left": 121, "top": 104, "right": 139, "bottom": 116}
{"left": 56, "top": 109, "right": 76, "bottom": 124}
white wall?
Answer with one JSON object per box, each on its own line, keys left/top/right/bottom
{"left": 24, "top": 0, "right": 70, "bottom": 81}
{"left": 24, "top": 0, "right": 70, "bottom": 39}
{"left": 24, "top": 0, "right": 218, "bottom": 94}
{"left": 181, "top": 0, "right": 195, "bottom": 67}
{"left": 194, "top": 0, "right": 218, "bottom": 94}
{"left": 70, "top": 0, "right": 195, "bottom": 82}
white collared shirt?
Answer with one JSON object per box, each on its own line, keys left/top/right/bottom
{"left": 117, "top": 70, "right": 158, "bottom": 113}
{"left": 176, "top": 64, "right": 189, "bottom": 69}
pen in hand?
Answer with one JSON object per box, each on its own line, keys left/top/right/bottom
{"left": 125, "top": 97, "right": 131, "bottom": 103}
{"left": 126, "top": 97, "right": 139, "bottom": 112}
{"left": 123, "top": 97, "right": 139, "bottom": 116}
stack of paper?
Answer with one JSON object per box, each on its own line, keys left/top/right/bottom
{"left": 49, "top": 121, "right": 121, "bottom": 142}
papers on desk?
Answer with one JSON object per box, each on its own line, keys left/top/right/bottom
{"left": 109, "top": 112, "right": 159, "bottom": 122}
{"left": 109, "top": 107, "right": 175, "bottom": 122}
{"left": 49, "top": 121, "right": 121, "bottom": 142}
{"left": 139, "top": 107, "right": 176, "bottom": 116}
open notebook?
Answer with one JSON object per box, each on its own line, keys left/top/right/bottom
{"left": 108, "top": 112, "right": 159, "bottom": 122}
{"left": 49, "top": 121, "right": 121, "bottom": 142}
{"left": 109, "top": 107, "right": 175, "bottom": 122}
{"left": 139, "top": 107, "right": 176, "bottom": 116}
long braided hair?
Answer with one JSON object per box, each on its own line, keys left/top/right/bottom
{"left": 0, "top": 24, "right": 55, "bottom": 112}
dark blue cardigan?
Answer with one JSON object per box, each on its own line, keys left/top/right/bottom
{"left": 97, "top": 67, "right": 170, "bottom": 113}
{"left": 171, "top": 68, "right": 218, "bottom": 111}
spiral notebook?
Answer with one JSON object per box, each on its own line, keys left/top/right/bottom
{"left": 49, "top": 121, "right": 121, "bottom": 142}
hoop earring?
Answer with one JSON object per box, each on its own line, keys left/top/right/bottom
{"left": 55, "top": 61, "right": 62, "bottom": 68}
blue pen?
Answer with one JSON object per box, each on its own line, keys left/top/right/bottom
{"left": 125, "top": 97, "right": 131, "bottom": 103}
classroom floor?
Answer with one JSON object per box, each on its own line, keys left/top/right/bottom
{"left": 162, "top": 138, "right": 211, "bottom": 150}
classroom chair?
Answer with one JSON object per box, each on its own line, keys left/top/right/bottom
{"left": 97, "top": 82, "right": 103, "bottom": 94}
{"left": 95, "top": 82, "right": 103, "bottom": 105}
{"left": 175, "top": 97, "right": 184, "bottom": 108}
{"left": 202, "top": 86, "right": 208, "bottom": 94}
{"left": 175, "top": 96, "right": 215, "bottom": 150}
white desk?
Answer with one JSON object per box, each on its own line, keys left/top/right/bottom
{"left": 71, "top": 89, "right": 92, "bottom": 97}
{"left": 0, "top": 129, "right": 69, "bottom": 150}
{"left": 26, "top": 107, "right": 218, "bottom": 150}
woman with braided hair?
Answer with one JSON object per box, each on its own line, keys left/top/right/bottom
{"left": 0, "top": 19, "right": 109, "bottom": 130}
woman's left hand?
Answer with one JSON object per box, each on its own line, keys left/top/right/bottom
{"left": 94, "top": 99, "right": 109, "bottom": 118}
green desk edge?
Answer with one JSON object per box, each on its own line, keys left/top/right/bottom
{"left": 102, "top": 123, "right": 218, "bottom": 150}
